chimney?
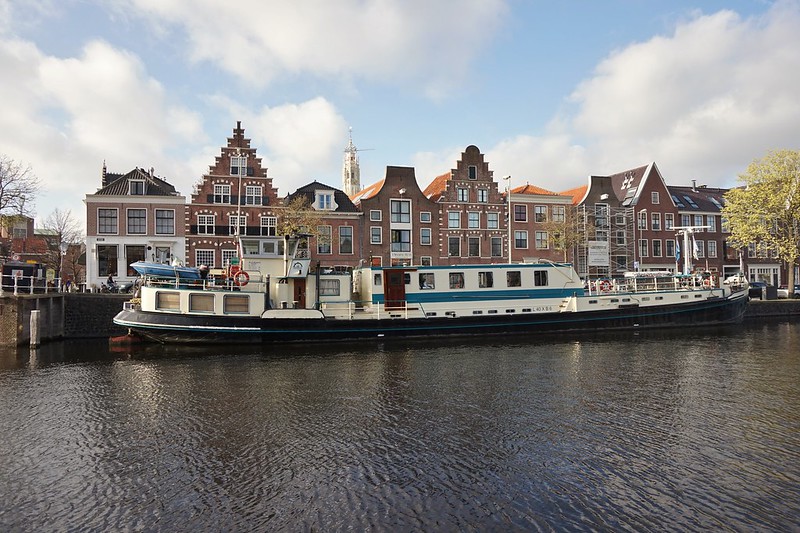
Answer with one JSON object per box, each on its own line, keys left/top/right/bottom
{"left": 101, "top": 160, "right": 108, "bottom": 187}
{"left": 691, "top": 179, "right": 697, "bottom": 192}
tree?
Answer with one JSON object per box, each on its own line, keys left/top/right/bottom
{"left": 0, "top": 155, "right": 40, "bottom": 221}
{"left": 41, "top": 208, "right": 84, "bottom": 283}
{"left": 540, "top": 206, "right": 584, "bottom": 262}
{"left": 723, "top": 150, "right": 800, "bottom": 291}
{"left": 277, "top": 195, "right": 324, "bottom": 246}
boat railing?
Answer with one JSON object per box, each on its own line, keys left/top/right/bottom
{"left": 320, "top": 300, "right": 427, "bottom": 319}
{"left": 586, "top": 274, "right": 717, "bottom": 296}
{"left": 141, "top": 274, "right": 269, "bottom": 293}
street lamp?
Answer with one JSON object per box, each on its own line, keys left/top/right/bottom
{"left": 503, "top": 175, "right": 512, "bottom": 263}
{"left": 59, "top": 240, "right": 68, "bottom": 291}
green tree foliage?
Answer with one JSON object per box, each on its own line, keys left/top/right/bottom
{"left": 723, "top": 149, "right": 800, "bottom": 289}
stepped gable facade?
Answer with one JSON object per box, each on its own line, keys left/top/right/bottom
{"left": 185, "top": 121, "right": 280, "bottom": 268}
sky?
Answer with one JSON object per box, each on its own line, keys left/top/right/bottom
{"left": 1, "top": 0, "right": 799, "bottom": 231}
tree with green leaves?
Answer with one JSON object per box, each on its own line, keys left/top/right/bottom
{"left": 723, "top": 149, "right": 800, "bottom": 290}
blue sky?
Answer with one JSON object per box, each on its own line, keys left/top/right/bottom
{"left": 1, "top": 0, "right": 798, "bottom": 230}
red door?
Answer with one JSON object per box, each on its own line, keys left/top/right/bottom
{"left": 293, "top": 279, "right": 306, "bottom": 309}
{"left": 384, "top": 269, "right": 407, "bottom": 310}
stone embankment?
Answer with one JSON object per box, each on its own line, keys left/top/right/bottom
{"left": 744, "top": 299, "right": 800, "bottom": 318}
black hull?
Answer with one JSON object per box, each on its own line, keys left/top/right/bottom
{"left": 114, "top": 293, "right": 749, "bottom": 345}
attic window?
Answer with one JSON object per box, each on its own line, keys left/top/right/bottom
{"left": 468, "top": 165, "right": 477, "bottom": 180}
{"left": 316, "top": 191, "right": 336, "bottom": 211}
{"left": 130, "top": 180, "right": 145, "bottom": 195}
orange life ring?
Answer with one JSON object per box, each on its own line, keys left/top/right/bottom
{"left": 234, "top": 271, "right": 249, "bottom": 286}
{"left": 598, "top": 280, "right": 612, "bottom": 293}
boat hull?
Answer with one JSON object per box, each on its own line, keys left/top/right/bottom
{"left": 113, "top": 292, "right": 749, "bottom": 344}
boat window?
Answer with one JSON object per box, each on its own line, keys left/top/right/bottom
{"left": 534, "top": 270, "right": 548, "bottom": 287}
{"left": 472, "top": 310, "right": 483, "bottom": 315}
{"left": 224, "top": 294, "right": 249, "bottom": 314}
{"left": 419, "top": 273, "right": 435, "bottom": 290}
{"left": 190, "top": 293, "right": 214, "bottom": 312}
{"left": 449, "top": 273, "right": 465, "bottom": 289}
{"left": 320, "top": 279, "right": 340, "bottom": 296}
{"left": 478, "top": 271, "right": 493, "bottom": 288}
{"left": 488, "top": 310, "right": 498, "bottom": 314}
{"left": 505, "top": 309, "right": 516, "bottom": 313}
{"left": 522, "top": 308, "right": 532, "bottom": 312}
{"left": 507, "top": 271, "right": 521, "bottom": 287}
{"left": 156, "top": 291, "right": 180, "bottom": 311}
{"left": 373, "top": 273, "right": 382, "bottom": 286}
{"left": 404, "top": 273, "right": 411, "bottom": 285}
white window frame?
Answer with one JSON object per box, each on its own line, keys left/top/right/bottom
{"left": 127, "top": 208, "right": 147, "bottom": 235}
{"left": 155, "top": 209, "right": 175, "bottom": 235}
{"left": 98, "top": 208, "right": 119, "bottom": 235}
{"left": 197, "top": 214, "right": 216, "bottom": 235}
{"left": 420, "top": 227, "right": 432, "bottom": 246}
{"left": 245, "top": 185, "right": 262, "bottom": 205}
{"left": 195, "top": 249, "right": 215, "bottom": 268}
{"left": 370, "top": 226, "right": 382, "bottom": 244}
{"left": 214, "top": 184, "right": 231, "bottom": 204}
{"left": 370, "top": 210, "right": 382, "bottom": 221}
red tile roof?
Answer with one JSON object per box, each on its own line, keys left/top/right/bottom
{"left": 350, "top": 179, "right": 385, "bottom": 204}
{"left": 559, "top": 185, "right": 588, "bottom": 205}
{"left": 422, "top": 172, "right": 450, "bottom": 201}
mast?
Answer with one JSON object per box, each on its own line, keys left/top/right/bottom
{"left": 674, "top": 225, "right": 710, "bottom": 274}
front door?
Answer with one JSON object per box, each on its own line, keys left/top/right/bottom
{"left": 384, "top": 269, "right": 407, "bottom": 310}
{"left": 293, "top": 279, "right": 306, "bottom": 309}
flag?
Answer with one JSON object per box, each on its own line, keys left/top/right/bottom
{"left": 675, "top": 242, "right": 681, "bottom": 262}
{"left": 692, "top": 236, "right": 699, "bottom": 260}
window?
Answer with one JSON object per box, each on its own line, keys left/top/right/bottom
{"left": 707, "top": 216, "right": 716, "bottom": 232}
{"left": 155, "top": 209, "right": 174, "bottom": 235}
{"left": 468, "top": 165, "right": 477, "bottom": 180}
{"left": 514, "top": 230, "right": 528, "bottom": 249}
{"left": 420, "top": 211, "right": 431, "bottom": 223}
{"left": 98, "top": 208, "right": 118, "bottom": 234}
{"left": 370, "top": 226, "right": 382, "bottom": 244}
{"left": 448, "top": 211, "right": 460, "bottom": 229}
{"left": 420, "top": 227, "right": 431, "bottom": 245}
{"left": 316, "top": 192, "right": 334, "bottom": 210}
{"left": 468, "top": 212, "right": 480, "bottom": 229}
{"left": 615, "top": 230, "right": 626, "bottom": 245}
{"left": 666, "top": 240, "right": 675, "bottom": 259}
{"left": 449, "top": 272, "right": 465, "bottom": 289}
{"left": 97, "top": 245, "right": 118, "bottom": 276}
{"left": 126, "top": 245, "right": 145, "bottom": 276}
{"left": 514, "top": 205, "right": 527, "bottom": 222}
{"left": 420, "top": 256, "right": 432, "bottom": 266}
{"left": 390, "top": 199, "right": 411, "bottom": 223}
{"left": 339, "top": 226, "right": 353, "bottom": 254}
{"left": 681, "top": 214, "right": 691, "bottom": 227}
{"left": 222, "top": 249, "right": 238, "bottom": 266}
{"left": 223, "top": 294, "right": 249, "bottom": 314}
{"left": 391, "top": 229, "right": 410, "bottom": 252}
{"left": 652, "top": 239, "right": 662, "bottom": 257}
{"left": 507, "top": 271, "right": 521, "bottom": 287}
{"left": 534, "top": 271, "right": 548, "bottom": 287}
{"left": 12, "top": 227, "right": 26, "bottom": 238}
{"left": 468, "top": 237, "right": 480, "bottom": 257}
{"left": 457, "top": 188, "right": 469, "bottom": 202}
{"left": 260, "top": 216, "right": 277, "bottom": 236}
{"left": 419, "top": 273, "right": 435, "bottom": 289}
{"left": 318, "top": 225, "right": 332, "bottom": 254}
{"left": 229, "top": 215, "right": 246, "bottom": 236}
{"left": 214, "top": 184, "right": 231, "bottom": 204}
{"left": 535, "top": 231, "right": 548, "bottom": 249}
{"left": 129, "top": 180, "right": 144, "bottom": 195}
{"left": 721, "top": 216, "right": 730, "bottom": 233}
{"left": 477, "top": 189, "right": 488, "bottom": 203}
{"left": 552, "top": 206, "right": 565, "bottom": 222}
{"left": 370, "top": 210, "right": 382, "bottom": 221}
{"left": 196, "top": 249, "right": 214, "bottom": 268}
{"left": 708, "top": 240, "right": 717, "bottom": 258}
{"left": 651, "top": 191, "right": 660, "bottom": 204}
{"left": 694, "top": 215, "right": 703, "bottom": 227}
{"left": 479, "top": 271, "right": 493, "bottom": 288}
{"left": 639, "top": 239, "right": 648, "bottom": 257}
{"left": 230, "top": 155, "right": 247, "bottom": 175}
{"left": 638, "top": 210, "right": 648, "bottom": 230}
{"left": 487, "top": 212, "right": 499, "bottom": 229}
{"left": 190, "top": 293, "right": 215, "bottom": 313}
{"left": 535, "top": 205, "right": 547, "bottom": 223}
{"left": 448, "top": 236, "right": 460, "bottom": 257}
{"left": 651, "top": 213, "right": 661, "bottom": 231}
{"left": 156, "top": 291, "right": 180, "bottom": 311}
{"left": 319, "top": 279, "right": 340, "bottom": 296}
{"left": 695, "top": 240, "right": 705, "bottom": 258}
{"left": 245, "top": 186, "right": 262, "bottom": 205}
{"left": 491, "top": 237, "right": 502, "bottom": 257}
{"left": 665, "top": 213, "right": 674, "bottom": 231}
{"left": 127, "top": 209, "right": 146, "bottom": 234}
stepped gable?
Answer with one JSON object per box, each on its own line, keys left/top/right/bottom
{"left": 287, "top": 181, "right": 360, "bottom": 212}
{"left": 425, "top": 145, "right": 495, "bottom": 203}
{"left": 95, "top": 167, "right": 178, "bottom": 196}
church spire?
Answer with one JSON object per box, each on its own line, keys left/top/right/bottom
{"left": 343, "top": 127, "right": 361, "bottom": 197}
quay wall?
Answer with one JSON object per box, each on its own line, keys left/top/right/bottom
{"left": 1, "top": 293, "right": 798, "bottom": 346}
{"left": 1, "top": 293, "right": 127, "bottom": 346}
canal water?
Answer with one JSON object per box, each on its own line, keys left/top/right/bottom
{"left": 1, "top": 321, "right": 799, "bottom": 531}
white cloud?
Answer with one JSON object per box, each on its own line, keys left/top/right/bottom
{"left": 488, "top": 1, "right": 800, "bottom": 191}
{"left": 118, "top": 0, "right": 508, "bottom": 96}
{"left": 0, "top": 35, "right": 203, "bottom": 226}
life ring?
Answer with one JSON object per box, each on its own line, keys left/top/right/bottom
{"left": 703, "top": 279, "right": 711, "bottom": 288}
{"left": 234, "top": 271, "right": 249, "bottom": 286}
{"left": 598, "top": 280, "right": 612, "bottom": 293}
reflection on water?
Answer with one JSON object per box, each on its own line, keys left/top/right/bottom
{"left": 1, "top": 322, "right": 799, "bottom": 531}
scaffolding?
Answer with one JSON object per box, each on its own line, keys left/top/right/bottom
{"left": 574, "top": 204, "right": 635, "bottom": 280}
